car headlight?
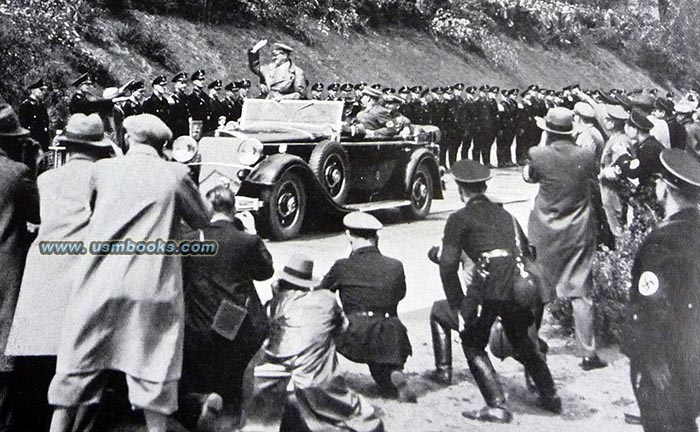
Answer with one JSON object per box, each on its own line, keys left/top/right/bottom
{"left": 237, "top": 138, "right": 263, "bottom": 166}
{"left": 171, "top": 136, "right": 199, "bottom": 163}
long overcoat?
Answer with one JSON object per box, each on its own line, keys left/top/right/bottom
{"left": 526, "top": 139, "right": 597, "bottom": 299}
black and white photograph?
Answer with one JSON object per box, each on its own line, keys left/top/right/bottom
{"left": 0, "top": 0, "right": 699, "bottom": 430}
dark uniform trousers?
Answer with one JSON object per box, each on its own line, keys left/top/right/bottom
{"left": 473, "top": 99, "right": 498, "bottom": 166}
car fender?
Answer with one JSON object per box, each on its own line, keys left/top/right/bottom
{"left": 404, "top": 148, "right": 443, "bottom": 199}
{"left": 240, "top": 153, "right": 347, "bottom": 214}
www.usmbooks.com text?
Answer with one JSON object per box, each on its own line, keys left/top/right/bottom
{"left": 38, "top": 239, "right": 218, "bottom": 256}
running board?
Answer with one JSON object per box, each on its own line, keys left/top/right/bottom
{"left": 345, "top": 200, "right": 411, "bottom": 212}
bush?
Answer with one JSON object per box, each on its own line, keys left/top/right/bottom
{"left": 116, "top": 23, "right": 180, "bottom": 70}
{"left": 549, "top": 206, "right": 654, "bottom": 345}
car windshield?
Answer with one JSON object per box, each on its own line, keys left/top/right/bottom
{"left": 239, "top": 99, "right": 344, "bottom": 133}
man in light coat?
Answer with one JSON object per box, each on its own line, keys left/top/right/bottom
{"left": 47, "top": 114, "right": 210, "bottom": 432}
{"left": 248, "top": 39, "right": 306, "bottom": 101}
{"left": 524, "top": 107, "right": 607, "bottom": 371}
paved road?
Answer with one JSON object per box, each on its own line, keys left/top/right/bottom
{"left": 258, "top": 166, "right": 538, "bottom": 312}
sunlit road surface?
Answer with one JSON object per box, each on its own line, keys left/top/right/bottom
{"left": 258, "top": 166, "right": 538, "bottom": 312}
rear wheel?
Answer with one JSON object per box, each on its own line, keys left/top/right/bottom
{"left": 263, "top": 171, "right": 307, "bottom": 240}
{"left": 401, "top": 162, "right": 433, "bottom": 219}
{"left": 308, "top": 141, "right": 350, "bottom": 204}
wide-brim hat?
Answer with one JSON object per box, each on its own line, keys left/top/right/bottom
{"left": 278, "top": 254, "right": 319, "bottom": 289}
{"left": 0, "top": 104, "right": 30, "bottom": 137}
{"left": 535, "top": 107, "right": 574, "bottom": 135}
{"left": 57, "top": 113, "right": 114, "bottom": 148}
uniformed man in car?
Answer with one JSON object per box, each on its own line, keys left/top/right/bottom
{"left": 248, "top": 39, "right": 306, "bottom": 100}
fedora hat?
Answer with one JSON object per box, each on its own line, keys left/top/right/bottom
{"left": 535, "top": 107, "right": 574, "bottom": 135}
{"left": 278, "top": 254, "right": 319, "bottom": 289}
{"left": 57, "top": 113, "right": 114, "bottom": 148}
{"left": 0, "top": 105, "right": 30, "bottom": 137}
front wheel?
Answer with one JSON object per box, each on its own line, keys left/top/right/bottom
{"left": 262, "top": 171, "right": 307, "bottom": 240}
{"left": 401, "top": 162, "right": 433, "bottom": 220}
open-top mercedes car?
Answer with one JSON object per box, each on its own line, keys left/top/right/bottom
{"left": 192, "top": 99, "right": 443, "bottom": 240}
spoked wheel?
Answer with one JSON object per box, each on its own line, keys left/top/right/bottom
{"left": 401, "top": 162, "right": 433, "bottom": 219}
{"left": 309, "top": 141, "right": 350, "bottom": 204}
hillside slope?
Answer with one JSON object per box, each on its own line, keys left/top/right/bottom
{"left": 74, "top": 10, "right": 662, "bottom": 94}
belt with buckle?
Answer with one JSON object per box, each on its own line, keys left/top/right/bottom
{"left": 480, "top": 249, "right": 511, "bottom": 259}
{"left": 355, "top": 311, "right": 391, "bottom": 318}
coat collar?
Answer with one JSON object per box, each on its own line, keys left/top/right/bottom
{"left": 126, "top": 143, "right": 160, "bottom": 158}
{"left": 351, "top": 245, "right": 379, "bottom": 256}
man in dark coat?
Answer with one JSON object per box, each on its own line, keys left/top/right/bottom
{"left": 473, "top": 86, "right": 498, "bottom": 167}
{"left": 0, "top": 105, "right": 41, "bottom": 431}
{"left": 142, "top": 76, "right": 171, "bottom": 126}
{"left": 496, "top": 89, "right": 517, "bottom": 167}
{"left": 169, "top": 72, "right": 191, "bottom": 138}
{"left": 622, "top": 149, "right": 700, "bottom": 432}
{"left": 188, "top": 69, "right": 213, "bottom": 134}
{"left": 179, "top": 185, "right": 273, "bottom": 429}
{"left": 18, "top": 79, "right": 51, "bottom": 151}
{"left": 439, "top": 159, "right": 560, "bottom": 423}
{"left": 319, "top": 212, "right": 416, "bottom": 403}
{"left": 121, "top": 81, "right": 145, "bottom": 119}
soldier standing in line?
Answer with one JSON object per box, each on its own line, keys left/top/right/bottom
{"left": 496, "top": 89, "right": 518, "bottom": 168}
{"left": 341, "top": 83, "right": 360, "bottom": 120}
{"left": 222, "top": 82, "right": 239, "bottom": 123}
{"left": 473, "top": 86, "right": 498, "bottom": 167}
{"left": 461, "top": 86, "right": 478, "bottom": 162}
{"left": 310, "top": 82, "right": 324, "bottom": 100}
{"left": 169, "top": 72, "right": 191, "bottom": 138}
{"left": 18, "top": 79, "right": 51, "bottom": 152}
{"left": 188, "top": 69, "right": 213, "bottom": 134}
{"left": 142, "top": 76, "right": 171, "bottom": 126}
{"left": 121, "top": 81, "right": 145, "bottom": 119}
{"left": 325, "top": 82, "right": 340, "bottom": 101}
{"left": 207, "top": 80, "right": 226, "bottom": 130}
{"left": 428, "top": 87, "right": 448, "bottom": 167}
{"left": 446, "top": 84, "right": 466, "bottom": 169}
{"left": 622, "top": 149, "right": 700, "bottom": 432}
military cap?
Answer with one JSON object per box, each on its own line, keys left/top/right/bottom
{"left": 509, "top": 88, "right": 519, "bottom": 96}
{"left": 208, "top": 80, "right": 223, "bottom": 90}
{"left": 627, "top": 108, "right": 654, "bottom": 131}
{"left": 466, "top": 86, "right": 477, "bottom": 94}
{"left": 451, "top": 159, "right": 491, "bottom": 184}
{"left": 399, "top": 86, "right": 410, "bottom": 94}
{"left": 500, "top": 89, "right": 509, "bottom": 96}
{"left": 382, "top": 94, "right": 404, "bottom": 105}
{"left": 152, "top": 76, "right": 168, "bottom": 87}
{"left": 340, "top": 82, "right": 354, "bottom": 92}
{"left": 655, "top": 97, "right": 674, "bottom": 114}
{"left": 327, "top": 82, "right": 340, "bottom": 91}
{"left": 599, "top": 92, "right": 619, "bottom": 105}
{"left": 535, "top": 107, "right": 574, "bottom": 135}
{"left": 72, "top": 73, "right": 93, "bottom": 87}
{"left": 527, "top": 84, "right": 539, "bottom": 91}
{"left": 311, "top": 82, "right": 324, "bottom": 91}
{"left": 344, "top": 211, "right": 383, "bottom": 233}
{"left": 659, "top": 148, "right": 700, "bottom": 196}
{"left": 410, "top": 85, "right": 422, "bottom": 93}
{"left": 634, "top": 94, "right": 656, "bottom": 112}
{"left": 171, "top": 72, "right": 188, "bottom": 83}
{"left": 240, "top": 79, "right": 251, "bottom": 89}
{"left": 478, "top": 85, "right": 490, "bottom": 92}
{"left": 666, "top": 92, "right": 675, "bottom": 99}
{"left": 444, "top": 86, "right": 454, "bottom": 93}
{"left": 452, "top": 83, "right": 466, "bottom": 91}
{"left": 370, "top": 83, "right": 382, "bottom": 90}
{"left": 431, "top": 87, "right": 443, "bottom": 94}
{"left": 605, "top": 104, "right": 629, "bottom": 121}
{"left": 191, "top": 69, "right": 206, "bottom": 81}
{"left": 354, "top": 82, "right": 367, "bottom": 91}
{"left": 562, "top": 83, "right": 580, "bottom": 91}
{"left": 383, "top": 87, "right": 396, "bottom": 94}
{"left": 615, "top": 94, "right": 634, "bottom": 110}
{"left": 420, "top": 88, "right": 431, "bottom": 98}
{"left": 573, "top": 101, "right": 595, "bottom": 119}
{"left": 649, "top": 89, "right": 659, "bottom": 96}
{"left": 362, "top": 87, "right": 382, "bottom": 99}
{"left": 271, "top": 42, "right": 294, "bottom": 53}
{"left": 490, "top": 86, "right": 500, "bottom": 94}
{"left": 224, "top": 82, "right": 235, "bottom": 92}
{"left": 674, "top": 100, "right": 696, "bottom": 114}
{"left": 28, "top": 79, "right": 48, "bottom": 90}
{"left": 126, "top": 80, "right": 145, "bottom": 92}
{"left": 123, "top": 113, "right": 172, "bottom": 145}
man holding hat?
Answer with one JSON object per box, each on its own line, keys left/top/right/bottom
{"left": 143, "top": 76, "right": 172, "bottom": 126}
{"left": 19, "top": 78, "right": 51, "bottom": 152}
{"left": 621, "top": 149, "right": 700, "bottom": 432}
{"left": 318, "top": 212, "right": 416, "bottom": 403}
{"left": 438, "top": 159, "right": 560, "bottom": 423}
{"left": 6, "top": 113, "right": 114, "bottom": 431}
{"left": 0, "top": 104, "right": 40, "bottom": 431}
{"left": 525, "top": 107, "right": 607, "bottom": 371}
{"left": 47, "top": 114, "right": 210, "bottom": 432}
{"left": 248, "top": 39, "right": 306, "bottom": 101}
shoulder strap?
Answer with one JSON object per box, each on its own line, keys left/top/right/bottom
{"left": 511, "top": 215, "right": 523, "bottom": 255}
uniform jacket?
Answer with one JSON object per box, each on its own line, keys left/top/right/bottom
{"left": 121, "top": 99, "right": 143, "bottom": 119}
{"left": 439, "top": 194, "right": 522, "bottom": 308}
{"left": 575, "top": 124, "right": 605, "bottom": 166}
{"left": 353, "top": 104, "right": 411, "bottom": 138}
{"left": 6, "top": 158, "right": 95, "bottom": 356}
{"left": 526, "top": 139, "right": 597, "bottom": 298}
{"left": 55, "top": 144, "right": 209, "bottom": 382}
{"left": 188, "top": 88, "right": 212, "bottom": 126}
{"left": 182, "top": 219, "right": 273, "bottom": 347}
{"left": 169, "top": 91, "right": 191, "bottom": 138}
{"left": 142, "top": 94, "right": 171, "bottom": 125}
{"left": 18, "top": 97, "right": 50, "bottom": 150}
{"left": 0, "top": 149, "right": 40, "bottom": 370}
{"left": 617, "top": 135, "right": 664, "bottom": 188}
{"left": 248, "top": 50, "right": 306, "bottom": 100}
{"left": 622, "top": 208, "right": 700, "bottom": 401}
{"left": 68, "top": 91, "right": 113, "bottom": 116}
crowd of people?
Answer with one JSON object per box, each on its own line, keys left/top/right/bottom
{"left": 1, "top": 38, "right": 700, "bottom": 432}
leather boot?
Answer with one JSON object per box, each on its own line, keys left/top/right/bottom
{"left": 430, "top": 318, "right": 452, "bottom": 385}
{"left": 462, "top": 346, "right": 506, "bottom": 408}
